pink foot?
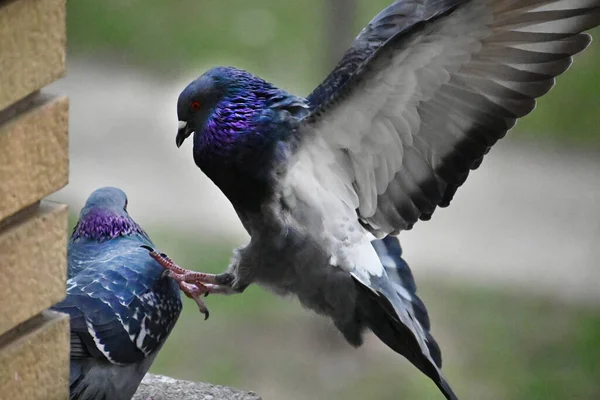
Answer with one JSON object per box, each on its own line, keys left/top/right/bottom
{"left": 141, "top": 245, "right": 236, "bottom": 319}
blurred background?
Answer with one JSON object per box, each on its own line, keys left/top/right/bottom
{"left": 48, "top": 1, "right": 600, "bottom": 399}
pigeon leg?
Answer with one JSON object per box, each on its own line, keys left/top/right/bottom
{"left": 141, "top": 245, "right": 237, "bottom": 293}
{"left": 164, "top": 270, "right": 238, "bottom": 295}
{"left": 141, "top": 245, "right": 222, "bottom": 284}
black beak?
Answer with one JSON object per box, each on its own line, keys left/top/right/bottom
{"left": 176, "top": 121, "right": 192, "bottom": 148}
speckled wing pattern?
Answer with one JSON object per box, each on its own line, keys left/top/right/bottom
{"left": 52, "top": 238, "right": 182, "bottom": 366}
{"left": 299, "top": 0, "right": 600, "bottom": 236}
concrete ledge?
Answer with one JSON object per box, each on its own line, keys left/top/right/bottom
{"left": 0, "top": 94, "right": 69, "bottom": 221}
{"left": 0, "top": 202, "right": 68, "bottom": 336}
{"left": 133, "top": 374, "right": 262, "bottom": 400}
{"left": 0, "top": 0, "right": 66, "bottom": 110}
{"left": 0, "top": 310, "right": 69, "bottom": 400}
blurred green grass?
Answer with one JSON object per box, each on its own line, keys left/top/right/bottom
{"left": 67, "top": 0, "right": 600, "bottom": 148}
{"left": 67, "top": 215, "right": 600, "bottom": 399}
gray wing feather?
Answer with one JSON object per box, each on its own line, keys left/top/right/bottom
{"left": 308, "top": 0, "right": 466, "bottom": 109}
{"left": 298, "top": 0, "right": 600, "bottom": 236}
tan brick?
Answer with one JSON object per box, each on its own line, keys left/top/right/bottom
{"left": 0, "top": 202, "right": 68, "bottom": 336}
{"left": 0, "top": 95, "right": 69, "bottom": 221}
{"left": 0, "top": 311, "right": 69, "bottom": 400}
{"left": 0, "top": 0, "right": 66, "bottom": 110}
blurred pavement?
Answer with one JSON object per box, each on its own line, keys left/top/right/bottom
{"left": 48, "top": 58, "right": 600, "bottom": 305}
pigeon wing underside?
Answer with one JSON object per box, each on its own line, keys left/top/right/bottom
{"left": 297, "top": 0, "right": 600, "bottom": 237}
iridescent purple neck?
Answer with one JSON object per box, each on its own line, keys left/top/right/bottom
{"left": 197, "top": 82, "right": 283, "bottom": 157}
{"left": 72, "top": 209, "right": 145, "bottom": 242}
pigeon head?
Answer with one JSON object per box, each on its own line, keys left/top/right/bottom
{"left": 175, "top": 66, "right": 280, "bottom": 150}
{"left": 72, "top": 187, "right": 146, "bottom": 242}
{"left": 176, "top": 67, "right": 229, "bottom": 148}
{"left": 81, "top": 187, "right": 129, "bottom": 215}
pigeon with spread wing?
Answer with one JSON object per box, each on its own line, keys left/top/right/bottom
{"left": 172, "top": 1, "right": 600, "bottom": 398}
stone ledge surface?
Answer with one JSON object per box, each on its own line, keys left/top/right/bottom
{"left": 0, "top": 202, "right": 68, "bottom": 336}
{"left": 0, "top": 310, "right": 69, "bottom": 400}
{"left": 0, "top": 0, "right": 66, "bottom": 110}
{"left": 0, "top": 94, "right": 69, "bottom": 221}
{"left": 133, "top": 374, "right": 262, "bottom": 400}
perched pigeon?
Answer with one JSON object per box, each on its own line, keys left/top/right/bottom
{"left": 51, "top": 187, "right": 184, "bottom": 400}
{"left": 171, "top": 1, "right": 600, "bottom": 399}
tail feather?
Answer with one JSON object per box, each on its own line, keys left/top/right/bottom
{"left": 69, "top": 360, "right": 110, "bottom": 400}
{"left": 371, "top": 235, "right": 442, "bottom": 366}
{"left": 68, "top": 357, "right": 152, "bottom": 400}
{"left": 358, "top": 235, "right": 457, "bottom": 400}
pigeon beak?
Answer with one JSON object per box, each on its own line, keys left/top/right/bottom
{"left": 176, "top": 121, "right": 192, "bottom": 148}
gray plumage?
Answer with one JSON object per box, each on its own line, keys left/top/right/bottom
{"left": 175, "top": 1, "right": 600, "bottom": 399}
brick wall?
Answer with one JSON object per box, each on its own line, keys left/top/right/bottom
{"left": 0, "top": 0, "right": 69, "bottom": 398}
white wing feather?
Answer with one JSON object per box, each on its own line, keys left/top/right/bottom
{"left": 290, "top": 0, "right": 599, "bottom": 241}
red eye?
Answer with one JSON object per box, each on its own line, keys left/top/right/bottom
{"left": 190, "top": 101, "right": 201, "bottom": 111}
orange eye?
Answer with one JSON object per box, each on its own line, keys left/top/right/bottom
{"left": 190, "top": 101, "right": 201, "bottom": 111}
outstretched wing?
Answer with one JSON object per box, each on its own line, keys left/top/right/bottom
{"left": 307, "top": 0, "right": 465, "bottom": 109}
{"left": 295, "top": 0, "right": 600, "bottom": 236}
